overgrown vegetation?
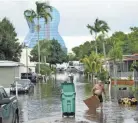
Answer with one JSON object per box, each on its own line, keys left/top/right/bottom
{"left": 0, "top": 18, "right": 22, "bottom": 61}
{"left": 71, "top": 18, "right": 138, "bottom": 83}
{"left": 30, "top": 39, "right": 68, "bottom": 67}
{"left": 72, "top": 28, "right": 138, "bottom": 60}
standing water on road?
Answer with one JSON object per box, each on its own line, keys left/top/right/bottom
{"left": 18, "top": 72, "right": 138, "bottom": 123}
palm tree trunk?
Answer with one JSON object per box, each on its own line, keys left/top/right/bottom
{"left": 44, "top": 20, "right": 46, "bottom": 39}
{"left": 37, "top": 17, "right": 41, "bottom": 74}
{"left": 103, "top": 41, "right": 108, "bottom": 81}
{"left": 95, "top": 33, "right": 98, "bottom": 54}
{"left": 91, "top": 73, "right": 94, "bottom": 83}
{"left": 113, "top": 61, "right": 117, "bottom": 100}
{"left": 103, "top": 41, "right": 106, "bottom": 66}
{"left": 88, "top": 72, "right": 90, "bottom": 82}
{"left": 44, "top": 56, "right": 46, "bottom": 64}
{"left": 113, "top": 61, "right": 117, "bottom": 85}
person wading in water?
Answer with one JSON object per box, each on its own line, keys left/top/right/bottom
{"left": 92, "top": 81, "right": 106, "bottom": 109}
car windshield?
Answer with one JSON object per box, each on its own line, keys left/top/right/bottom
{"left": 14, "top": 80, "right": 30, "bottom": 86}
{"left": 17, "top": 84, "right": 23, "bottom": 88}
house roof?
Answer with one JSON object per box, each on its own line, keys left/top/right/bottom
{"left": 133, "top": 53, "right": 138, "bottom": 56}
{"left": 124, "top": 58, "right": 138, "bottom": 61}
{"left": 0, "top": 61, "right": 25, "bottom": 67}
{"left": 123, "top": 53, "right": 138, "bottom": 61}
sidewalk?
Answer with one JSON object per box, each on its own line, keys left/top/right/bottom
{"left": 25, "top": 117, "right": 90, "bottom": 123}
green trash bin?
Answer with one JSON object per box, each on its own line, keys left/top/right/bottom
{"left": 61, "top": 82, "right": 76, "bottom": 117}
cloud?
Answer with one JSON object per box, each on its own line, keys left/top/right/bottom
{"left": 63, "top": 36, "right": 92, "bottom": 52}
{"left": 0, "top": 0, "right": 138, "bottom": 51}
{"left": 1, "top": 0, "right": 138, "bottom": 37}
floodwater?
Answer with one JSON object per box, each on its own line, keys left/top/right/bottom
{"left": 17, "top": 72, "right": 138, "bottom": 123}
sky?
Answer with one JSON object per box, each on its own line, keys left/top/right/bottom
{"left": 0, "top": 0, "right": 138, "bottom": 52}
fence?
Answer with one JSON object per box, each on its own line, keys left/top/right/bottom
{"left": 110, "top": 72, "right": 134, "bottom": 79}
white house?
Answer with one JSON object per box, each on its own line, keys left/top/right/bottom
{"left": 0, "top": 61, "right": 25, "bottom": 88}
{"left": 20, "top": 48, "right": 36, "bottom": 72}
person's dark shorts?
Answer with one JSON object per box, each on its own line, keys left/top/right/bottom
{"left": 94, "top": 94, "right": 103, "bottom": 103}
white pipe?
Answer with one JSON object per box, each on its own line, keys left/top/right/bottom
{"left": 16, "top": 81, "right": 18, "bottom": 97}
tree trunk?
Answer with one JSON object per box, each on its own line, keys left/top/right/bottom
{"left": 50, "top": 64, "right": 52, "bottom": 68}
{"left": 103, "top": 41, "right": 107, "bottom": 69}
{"left": 37, "top": 17, "right": 41, "bottom": 74}
{"left": 113, "top": 61, "right": 117, "bottom": 100}
{"left": 91, "top": 73, "right": 93, "bottom": 83}
{"left": 44, "top": 21, "right": 46, "bottom": 39}
{"left": 103, "top": 41, "right": 108, "bottom": 81}
{"left": 88, "top": 73, "right": 90, "bottom": 82}
{"left": 113, "top": 62, "right": 117, "bottom": 85}
{"left": 44, "top": 56, "right": 46, "bottom": 64}
{"left": 95, "top": 33, "right": 98, "bottom": 54}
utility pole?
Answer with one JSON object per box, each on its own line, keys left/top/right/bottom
{"left": 37, "top": 17, "right": 41, "bottom": 74}
{"left": 26, "top": 45, "right": 29, "bottom": 79}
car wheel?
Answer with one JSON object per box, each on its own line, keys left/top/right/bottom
{"left": 14, "top": 113, "right": 19, "bottom": 123}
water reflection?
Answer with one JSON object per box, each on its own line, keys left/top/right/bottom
{"left": 84, "top": 83, "right": 92, "bottom": 97}
{"left": 18, "top": 72, "right": 138, "bottom": 123}
{"left": 84, "top": 109, "right": 105, "bottom": 123}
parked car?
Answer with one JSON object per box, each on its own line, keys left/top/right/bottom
{"left": 36, "top": 74, "right": 43, "bottom": 81}
{"left": 10, "top": 79, "right": 34, "bottom": 94}
{"left": 66, "top": 66, "right": 77, "bottom": 73}
{"left": 21, "top": 73, "right": 37, "bottom": 83}
{"left": 0, "top": 86, "right": 19, "bottom": 123}
{"left": 56, "top": 67, "right": 65, "bottom": 72}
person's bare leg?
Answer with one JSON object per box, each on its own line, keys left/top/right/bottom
{"left": 100, "top": 103, "right": 103, "bottom": 110}
{"left": 98, "top": 103, "right": 103, "bottom": 110}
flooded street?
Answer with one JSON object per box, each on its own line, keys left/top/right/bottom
{"left": 17, "top": 72, "right": 138, "bottom": 123}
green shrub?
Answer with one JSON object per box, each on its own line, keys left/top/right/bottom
{"left": 35, "top": 63, "right": 52, "bottom": 75}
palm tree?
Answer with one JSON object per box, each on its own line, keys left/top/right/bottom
{"left": 87, "top": 18, "right": 110, "bottom": 54}
{"left": 97, "top": 34, "right": 110, "bottom": 72}
{"left": 108, "top": 37, "right": 123, "bottom": 80}
{"left": 81, "top": 52, "right": 103, "bottom": 83}
{"left": 24, "top": 1, "right": 52, "bottom": 74}
{"left": 24, "top": 10, "right": 36, "bottom": 77}
{"left": 40, "top": 40, "right": 52, "bottom": 64}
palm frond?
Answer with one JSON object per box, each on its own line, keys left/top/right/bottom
{"left": 24, "top": 9, "right": 36, "bottom": 22}
{"left": 87, "top": 24, "right": 96, "bottom": 35}
{"left": 88, "top": 18, "right": 110, "bottom": 35}
{"left": 42, "top": 12, "right": 52, "bottom": 23}
{"left": 36, "top": 1, "right": 52, "bottom": 23}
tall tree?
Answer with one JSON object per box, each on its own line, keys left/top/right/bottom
{"left": 0, "top": 18, "right": 22, "bottom": 61}
{"left": 72, "top": 41, "right": 94, "bottom": 60}
{"left": 47, "top": 39, "right": 67, "bottom": 65}
{"left": 67, "top": 53, "right": 76, "bottom": 61}
{"left": 127, "top": 27, "right": 138, "bottom": 54}
{"left": 24, "top": 1, "right": 52, "bottom": 74}
{"left": 30, "top": 40, "right": 51, "bottom": 62}
{"left": 30, "top": 39, "right": 67, "bottom": 67}
{"left": 87, "top": 18, "right": 110, "bottom": 54}
{"left": 108, "top": 37, "right": 123, "bottom": 86}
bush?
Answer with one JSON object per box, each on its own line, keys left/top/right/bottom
{"left": 35, "top": 64, "right": 52, "bottom": 75}
{"left": 97, "top": 69, "right": 108, "bottom": 83}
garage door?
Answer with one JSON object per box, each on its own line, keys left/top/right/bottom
{"left": 0, "top": 67, "right": 15, "bottom": 88}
